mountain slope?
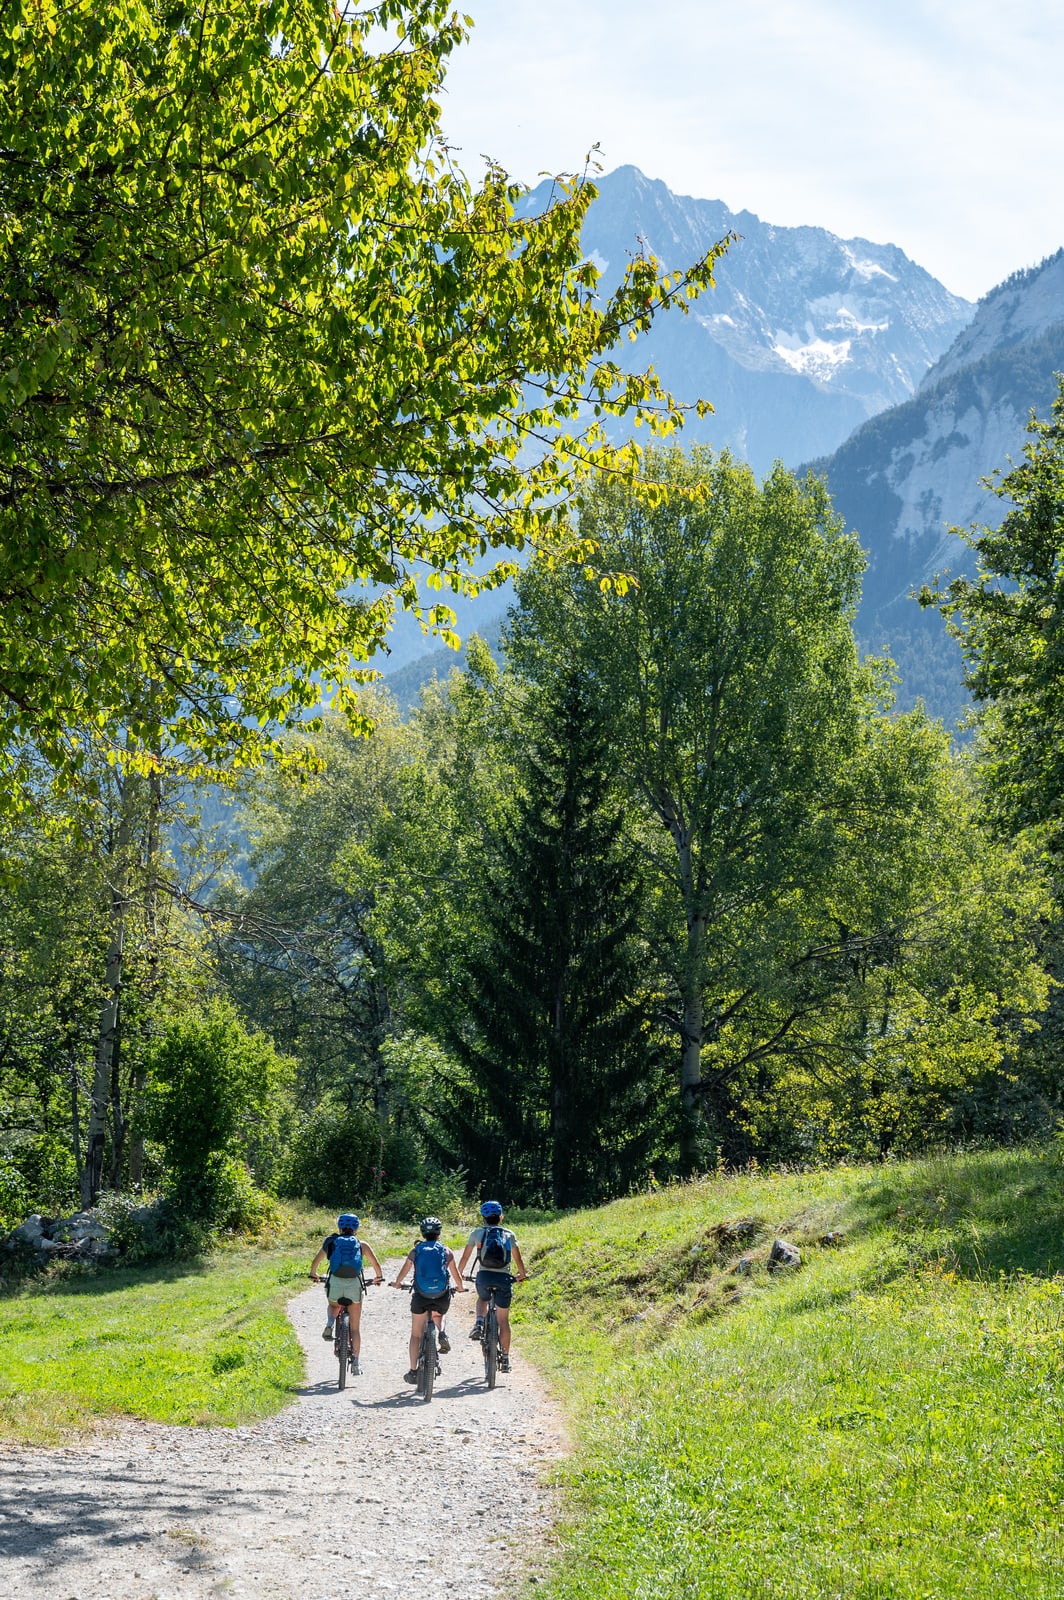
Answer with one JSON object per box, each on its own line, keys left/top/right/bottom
{"left": 808, "top": 249, "right": 1064, "bottom": 722}
{"left": 527, "top": 166, "right": 973, "bottom": 473}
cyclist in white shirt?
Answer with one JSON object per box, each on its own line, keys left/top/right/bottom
{"left": 457, "top": 1199, "right": 527, "bottom": 1371}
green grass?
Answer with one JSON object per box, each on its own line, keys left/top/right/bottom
{"left": 515, "top": 1147, "right": 1064, "bottom": 1600}
{"left": 0, "top": 1205, "right": 416, "bottom": 1445}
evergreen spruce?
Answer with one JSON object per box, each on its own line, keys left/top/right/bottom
{"left": 433, "top": 672, "right": 663, "bottom": 1208}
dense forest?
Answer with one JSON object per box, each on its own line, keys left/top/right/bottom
{"left": 2, "top": 0, "right": 1063, "bottom": 1245}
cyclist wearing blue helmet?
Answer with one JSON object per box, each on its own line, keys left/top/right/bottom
{"left": 392, "top": 1216, "right": 466, "bottom": 1384}
{"left": 309, "top": 1214, "right": 383, "bottom": 1368}
{"left": 458, "top": 1200, "right": 527, "bottom": 1372}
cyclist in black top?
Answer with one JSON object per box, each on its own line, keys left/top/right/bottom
{"left": 310, "top": 1213, "right": 384, "bottom": 1364}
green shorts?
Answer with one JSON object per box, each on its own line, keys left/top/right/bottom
{"left": 327, "top": 1274, "right": 364, "bottom": 1305}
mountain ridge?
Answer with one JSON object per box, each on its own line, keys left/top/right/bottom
{"left": 528, "top": 164, "right": 974, "bottom": 472}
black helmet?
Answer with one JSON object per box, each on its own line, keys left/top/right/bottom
{"left": 419, "top": 1215, "right": 443, "bottom": 1239}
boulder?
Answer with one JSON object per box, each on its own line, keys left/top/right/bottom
{"left": 735, "top": 1256, "right": 754, "bottom": 1276}
{"left": 767, "top": 1237, "right": 802, "bottom": 1273}
{"left": 53, "top": 1211, "right": 109, "bottom": 1243}
{"left": 11, "top": 1214, "right": 45, "bottom": 1247}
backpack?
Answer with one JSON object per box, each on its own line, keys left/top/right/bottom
{"left": 329, "top": 1234, "right": 363, "bottom": 1277}
{"left": 412, "top": 1239, "right": 450, "bottom": 1297}
{"left": 479, "top": 1224, "right": 510, "bottom": 1271}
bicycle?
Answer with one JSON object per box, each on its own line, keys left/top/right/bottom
{"left": 396, "top": 1282, "right": 443, "bottom": 1401}
{"left": 310, "top": 1273, "right": 364, "bottom": 1390}
{"left": 466, "top": 1272, "right": 516, "bottom": 1389}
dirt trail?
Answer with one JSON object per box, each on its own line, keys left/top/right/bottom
{"left": 0, "top": 1259, "right": 566, "bottom": 1599}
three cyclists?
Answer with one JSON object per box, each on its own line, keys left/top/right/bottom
{"left": 309, "top": 1203, "right": 526, "bottom": 1385}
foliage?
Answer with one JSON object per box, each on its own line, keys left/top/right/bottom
{"left": 516, "top": 1148, "right": 1064, "bottom": 1600}
{"left": 0, "top": 1157, "right": 29, "bottom": 1233}
{"left": 0, "top": 0, "right": 728, "bottom": 808}
{"left": 146, "top": 1000, "right": 293, "bottom": 1218}
{"left": 929, "top": 377, "right": 1064, "bottom": 849}
{"left": 95, "top": 1190, "right": 212, "bottom": 1264}
{"left": 277, "top": 1095, "right": 384, "bottom": 1208}
{"left": 429, "top": 669, "right": 669, "bottom": 1206}
{"left": 373, "top": 1170, "right": 469, "bottom": 1225}
{"left": 0, "top": 765, "right": 220, "bottom": 1213}
{"left": 216, "top": 692, "right": 413, "bottom": 1109}
{"left": 508, "top": 448, "right": 1052, "bottom": 1168}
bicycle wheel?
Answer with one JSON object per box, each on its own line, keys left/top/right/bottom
{"left": 421, "top": 1320, "right": 437, "bottom": 1402}
{"left": 336, "top": 1312, "right": 349, "bottom": 1391}
{"left": 484, "top": 1305, "right": 498, "bottom": 1390}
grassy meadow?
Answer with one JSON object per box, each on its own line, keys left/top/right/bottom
{"left": 1, "top": 1152, "right": 1061, "bottom": 1600}
{"left": 513, "top": 1147, "right": 1064, "bottom": 1600}
{"left": 0, "top": 1210, "right": 411, "bottom": 1445}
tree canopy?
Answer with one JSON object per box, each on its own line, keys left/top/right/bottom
{"left": 928, "top": 378, "right": 1064, "bottom": 850}
{"left": 0, "top": 0, "right": 726, "bottom": 808}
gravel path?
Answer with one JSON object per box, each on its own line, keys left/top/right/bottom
{"left": 0, "top": 1259, "right": 566, "bottom": 1599}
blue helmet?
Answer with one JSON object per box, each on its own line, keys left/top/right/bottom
{"left": 480, "top": 1200, "right": 503, "bottom": 1221}
{"left": 337, "top": 1213, "right": 360, "bottom": 1232}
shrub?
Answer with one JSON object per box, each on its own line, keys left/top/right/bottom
{"left": 0, "top": 1156, "right": 29, "bottom": 1233}
{"left": 278, "top": 1097, "right": 381, "bottom": 1206}
{"left": 146, "top": 999, "right": 293, "bottom": 1220}
{"left": 96, "top": 1191, "right": 212, "bottom": 1263}
{"left": 374, "top": 1170, "right": 468, "bottom": 1225}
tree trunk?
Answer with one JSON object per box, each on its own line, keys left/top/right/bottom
{"left": 550, "top": 976, "right": 569, "bottom": 1210}
{"left": 69, "top": 1051, "right": 83, "bottom": 1195}
{"left": 676, "top": 832, "right": 707, "bottom": 1175}
{"left": 81, "top": 786, "right": 133, "bottom": 1210}
{"left": 129, "top": 769, "right": 162, "bottom": 1189}
{"left": 108, "top": 1000, "right": 125, "bottom": 1190}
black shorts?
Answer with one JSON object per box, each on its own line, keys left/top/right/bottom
{"left": 475, "top": 1269, "right": 514, "bottom": 1308}
{"left": 410, "top": 1287, "right": 452, "bottom": 1316}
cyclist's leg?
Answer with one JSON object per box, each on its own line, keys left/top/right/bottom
{"left": 409, "top": 1311, "right": 426, "bottom": 1372}
{"left": 496, "top": 1305, "right": 512, "bottom": 1353}
{"left": 350, "top": 1300, "right": 364, "bottom": 1359}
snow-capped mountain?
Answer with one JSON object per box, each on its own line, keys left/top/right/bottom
{"left": 808, "top": 249, "right": 1064, "bottom": 722}
{"left": 529, "top": 166, "right": 974, "bottom": 472}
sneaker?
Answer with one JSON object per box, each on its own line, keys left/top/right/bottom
{"left": 403, "top": 1369, "right": 418, "bottom": 1384}
{"left": 351, "top": 1359, "right": 363, "bottom": 1376}
{"left": 322, "top": 1323, "right": 335, "bottom": 1340}
{"left": 438, "top": 1332, "right": 451, "bottom": 1354}
{"left": 498, "top": 1353, "right": 511, "bottom": 1372}
{"left": 469, "top": 1319, "right": 484, "bottom": 1341}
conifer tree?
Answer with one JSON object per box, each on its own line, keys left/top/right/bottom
{"left": 433, "top": 672, "right": 663, "bottom": 1208}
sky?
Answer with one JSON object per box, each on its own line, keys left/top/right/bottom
{"left": 435, "top": 0, "right": 1064, "bottom": 303}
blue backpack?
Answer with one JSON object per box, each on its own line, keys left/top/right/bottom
{"left": 412, "top": 1239, "right": 450, "bottom": 1296}
{"left": 330, "top": 1234, "right": 363, "bottom": 1277}
{"left": 480, "top": 1224, "right": 511, "bottom": 1270}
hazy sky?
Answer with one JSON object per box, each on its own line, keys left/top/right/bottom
{"left": 436, "top": 0, "right": 1064, "bottom": 302}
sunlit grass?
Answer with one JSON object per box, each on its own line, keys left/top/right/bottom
{"left": 0, "top": 1203, "right": 419, "bottom": 1445}
{"left": 516, "top": 1147, "right": 1064, "bottom": 1600}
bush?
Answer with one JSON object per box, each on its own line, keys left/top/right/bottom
{"left": 278, "top": 1097, "right": 381, "bottom": 1206}
{"left": 0, "top": 1156, "right": 29, "bottom": 1233}
{"left": 96, "top": 1191, "right": 212, "bottom": 1263}
{"left": 181, "top": 1154, "right": 281, "bottom": 1237}
{"left": 0, "top": 1135, "right": 78, "bottom": 1230}
{"left": 97, "top": 1161, "right": 281, "bottom": 1263}
{"left": 374, "top": 1170, "right": 468, "bottom": 1225}
{"left": 146, "top": 999, "right": 294, "bottom": 1219}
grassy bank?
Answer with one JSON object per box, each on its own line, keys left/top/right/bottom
{"left": 515, "top": 1148, "right": 1064, "bottom": 1600}
{"left": 0, "top": 1208, "right": 413, "bottom": 1445}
